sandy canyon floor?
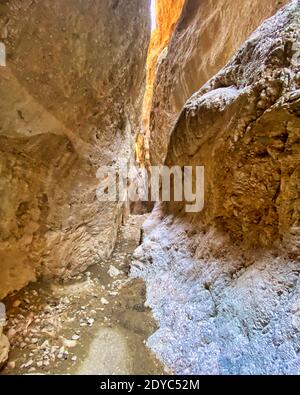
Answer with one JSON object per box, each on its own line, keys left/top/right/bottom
{"left": 0, "top": 215, "right": 164, "bottom": 375}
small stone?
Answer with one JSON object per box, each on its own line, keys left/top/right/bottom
{"left": 62, "top": 338, "right": 77, "bottom": 348}
{"left": 101, "top": 298, "right": 109, "bottom": 305}
{"left": 72, "top": 334, "right": 80, "bottom": 341}
{"left": 7, "top": 361, "right": 16, "bottom": 369}
{"left": 289, "top": 90, "right": 300, "bottom": 101}
{"left": 13, "top": 300, "right": 21, "bottom": 308}
{"left": 108, "top": 265, "right": 122, "bottom": 278}
{"left": 40, "top": 340, "right": 50, "bottom": 349}
{"left": 24, "top": 359, "right": 33, "bottom": 368}
{"left": 71, "top": 356, "right": 77, "bottom": 362}
{"left": 7, "top": 328, "right": 16, "bottom": 340}
{"left": 87, "top": 318, "right": 95, "bottom": 326}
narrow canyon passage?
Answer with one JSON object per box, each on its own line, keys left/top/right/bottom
{"left": 1, "top": 215, "right": 164, "bottom": 375}
{"left": 1, "top": 0, "right": 300, "bottom": 377}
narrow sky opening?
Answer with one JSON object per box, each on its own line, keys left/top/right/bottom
{"left": 151, "top": 0, "right": 157, "bottom": 31}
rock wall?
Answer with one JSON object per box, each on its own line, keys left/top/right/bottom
{"left": 150, "top": 0, "right": 289, "bottom": 165}
{"left": 0, "top": 303, "right": 9, "bottom": 367}
{"left": 142, "top": 0, "right": 184, "bottom": 131}
{"left": 133, "top": 1, "right": 300, "bottom": 374}
{"left": 0, "top": 0, "right": 150, "bottom": 299}
{"left": 0, "top": 327, "right": 9, "bottom": 368}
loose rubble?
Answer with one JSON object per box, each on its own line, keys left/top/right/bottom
{"left": 1, "top": 216, "right": 163, "bottom": 375}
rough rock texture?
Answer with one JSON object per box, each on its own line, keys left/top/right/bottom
{"left": 0, "top": 304, "right": 9, "bottom": 368}
{"left": 133, "top": 1, "right": 300, "bottom": 375}
{"left": 137, "top": 0, "right": 184, "bottom": 165}
{"left": 0, "top": 328, "right": 9, "bottom": 368}
{"left": 142, "top": 0, "right": 184, "bottom": 131}
{"left": 0, "top": 0, "right": 150, "bottom": 299}
{"left": 150, "top": 0, "right": 289, "bottom": 165}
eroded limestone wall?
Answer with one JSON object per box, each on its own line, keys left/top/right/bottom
{"left": 0, "top": 0, "right": 150, "bottom": 299}
{"left": 150, "top": 0, "right": 290, "bottom": 165}
{"left": 133, "top": 0, "right": 300, "bottom": 375}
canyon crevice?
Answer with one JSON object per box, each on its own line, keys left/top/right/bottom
{"left": 1, "top": 0, "right": 300, "bottom": 376}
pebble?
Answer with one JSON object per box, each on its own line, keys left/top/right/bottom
{"left": 23, "top": 359, "right": 34, "bottom": 368}
{"left": 87, "top": 318, "right": 95, "bottom": 326}
{"left": 108, "top": 265, "right": 122, "bottom": 278}
{"left": 7, "top": 361, "right": 16, "bottom": 369}
{"left": 7, "top": 328, "right": 16, "bottom": 340}
{"left": 289, "top": 90, "right": 300, "bottom": 101}
{"left": 40, "top": 340, "right": 50, "bottom": 349}
{"left": 62, "top": 338, "right": 77, "bottom": 348}
{"left": 101, "top": 298, "right": 109, "bottom": 305}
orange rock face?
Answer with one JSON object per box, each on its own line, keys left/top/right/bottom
{"left": 149, "top": 0, "right": 290, "bottom": 165}
{"left": 137, "top": 0, "right": 184, "bottom": 165}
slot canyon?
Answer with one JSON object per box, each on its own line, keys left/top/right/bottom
{"left": 0, "top": 0, "right": 300, "bottom": 376}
